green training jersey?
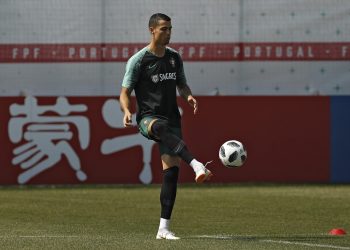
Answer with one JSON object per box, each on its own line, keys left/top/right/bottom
{"left": 122, "top": 46, "right": 187, "bottom": 127}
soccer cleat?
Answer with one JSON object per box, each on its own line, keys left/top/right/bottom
{"left": 156, "top": 229, "right": 180, "bottom": 240}
{"left": 195, "top": 161, "right": 213, "bottom": 183}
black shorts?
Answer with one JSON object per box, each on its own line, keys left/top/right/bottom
{"left": 138, "top": 116, "right": 182, "bottom": 156}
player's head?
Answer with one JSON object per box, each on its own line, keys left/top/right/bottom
{"left": 149, "top": 13, "right": 172, "bottom": 46}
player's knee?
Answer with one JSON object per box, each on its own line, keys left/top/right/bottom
{"left": 151, "top": 119, "right": 169, "bottom": 137}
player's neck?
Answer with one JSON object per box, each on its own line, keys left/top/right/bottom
{"left": 148, "top": 42, "right": 166, "bottom": 57}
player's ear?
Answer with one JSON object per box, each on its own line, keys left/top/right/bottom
{"left": 149, "top": 27, "right": 154, "bottom": 34}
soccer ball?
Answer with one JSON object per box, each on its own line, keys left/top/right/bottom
{"left": 219, "top": 140, "right": 247, "bottom": 168}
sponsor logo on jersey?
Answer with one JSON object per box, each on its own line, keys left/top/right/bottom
{"left": 151, "top": 72, "right": 177, "bottom": 83}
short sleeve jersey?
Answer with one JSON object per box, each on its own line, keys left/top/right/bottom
{"left": 122, "top": 46, "right": 187, "bottom": 127}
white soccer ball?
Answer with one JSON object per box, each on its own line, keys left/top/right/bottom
{"left": 219, "top": 140, "right": 247, "bottom": 168}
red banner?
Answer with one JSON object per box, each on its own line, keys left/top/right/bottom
{"left": 0, "top": 43, "right": 349, "bottom": 62}
{"left": 0, "top": 96, "right": 330, "bottom": 184}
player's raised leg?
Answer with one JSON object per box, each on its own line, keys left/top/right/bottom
{"left": 149, "top": 118, "right": 213, "bottom": 183}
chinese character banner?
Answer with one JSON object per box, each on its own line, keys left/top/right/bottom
{"left": 0, "top": 96, "right": 338, "bottom": 185}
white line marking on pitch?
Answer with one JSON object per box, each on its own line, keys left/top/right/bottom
{"left": 195, "top": 234, "right": 256, "bottom": 239}
{"left": 19, "top": 236, "right": 80, "bottom": 238}
{"left": 195, "top": 235, "right": 350, "bottom": 249}
{"left": 262, "top": 240, "right": 350, "bottom": 250}
{"left": 0, "top": 235, "right": 80, "bottom": 238}
{"left": 196, "top": 235, "right": 234, "bottom": 239}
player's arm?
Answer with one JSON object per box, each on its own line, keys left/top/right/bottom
{"left": 176, "top": 52, "right": 198, "bottom": 115}
{"left": 119, "top": 87, "right": 133, "bottom": 127}
{"left": 177, "top": 83, "right": 198, "bottom": 115}
{"left": 120, "top": 55, "right": 140, "bottom": 127}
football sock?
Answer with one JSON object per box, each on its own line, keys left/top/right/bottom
{"left": 151, "top": 120, "right": 194, "bottom": 164}
{"left": 177, "top": 145, "right": 194, "bottom": 165}
{"left": 160, "top": 166, "right": 179, "bottom": 220}
{"left": 159, "top": 218, "right": 170, "bottom": 230}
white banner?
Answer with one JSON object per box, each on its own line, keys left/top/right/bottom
{"left": 0, "top": 0, "right": 349, "bottom": 96}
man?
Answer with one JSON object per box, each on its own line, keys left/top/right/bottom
{"left": 119, "top": 13, "right": 213, "bottom": 240}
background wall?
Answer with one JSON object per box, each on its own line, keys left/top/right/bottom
{"left": 0, "top": 0, "right": 349, "bottom": 184}
{"left": 0, "top": 0, "right": 349, "bottom": 96}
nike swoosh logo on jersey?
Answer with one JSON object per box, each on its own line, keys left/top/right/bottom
{"left": 148, "top": 63, "right": 157, "bottom": 69}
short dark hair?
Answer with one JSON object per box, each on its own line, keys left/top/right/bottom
{"left": 149, "top": 13, "right": 171, "bottom": 28}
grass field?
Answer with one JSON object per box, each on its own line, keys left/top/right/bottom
{"left": 0, "top": 184, "right": 349, "bottom": 249}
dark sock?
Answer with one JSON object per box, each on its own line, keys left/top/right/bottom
{"left": 152, "top": 121, "right": 194, "bottom": 164}
{"left": 160, "top": 166, "right": 179, "bottom": 219}
{"left": 177, "top": 146, "right": 194, "bottom": 165}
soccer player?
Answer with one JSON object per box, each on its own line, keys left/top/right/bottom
{"left": 119, "top": 13, "right": 213, "bottom": 240}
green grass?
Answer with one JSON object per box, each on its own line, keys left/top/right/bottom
{"left": 0, "top": 184, "right": 350, "bottom": 249}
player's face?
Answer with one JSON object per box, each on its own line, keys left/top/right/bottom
{"left": 151, "top": 20, "right": 172, "bottom": 46}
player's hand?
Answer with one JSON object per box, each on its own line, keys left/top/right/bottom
{"left": 123, "top": 111, "right": 133, "bottom": 127}
{"left": 187, "top": 95, "right": 198, "bottom": 115}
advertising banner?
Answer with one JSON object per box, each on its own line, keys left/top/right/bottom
{"left": 0, "top": 96, "right": 330, "bottom": 184}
